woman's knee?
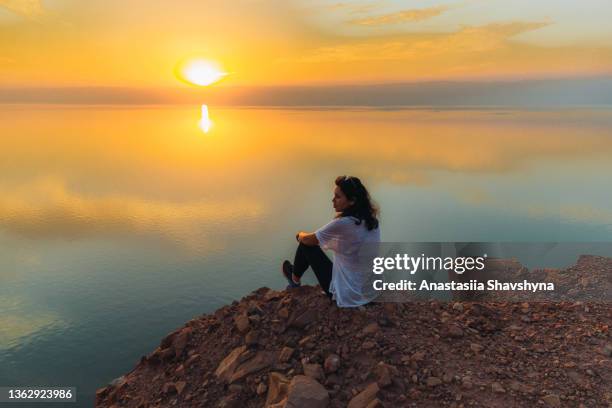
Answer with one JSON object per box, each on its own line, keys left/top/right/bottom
{"left": 298, "top": 242, "right": 315, "bottom": 251}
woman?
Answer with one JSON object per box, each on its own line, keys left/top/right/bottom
{"left": 281, "top": 175, "right": 381, "bottom": 307}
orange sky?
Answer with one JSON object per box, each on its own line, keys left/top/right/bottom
{"left": 1, "top": 0, "right": 612, "bottom": 87}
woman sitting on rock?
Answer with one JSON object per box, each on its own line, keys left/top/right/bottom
{"left": 281, "top": 175, "right": 381, "bottom": 307}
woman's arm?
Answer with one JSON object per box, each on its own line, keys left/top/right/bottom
{"left": 296, "top": 231, "right": 320, "bottom": 246}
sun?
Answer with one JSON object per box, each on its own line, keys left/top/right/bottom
{"left": 177, "top": 59, "right": 227, "bottom": 86}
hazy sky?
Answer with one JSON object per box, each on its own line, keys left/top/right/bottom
{"left": 1, "top": 0, "right": 611, "bottom": 87}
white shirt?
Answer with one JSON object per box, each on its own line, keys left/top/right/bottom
{"left": 315, "top": 216, "right": 381, "bottom": 307}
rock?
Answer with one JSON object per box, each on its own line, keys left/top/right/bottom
{"left": 461, "top": 376, "right": 473, "bottom": 389}
{"left": 265, "top": 372, "right": 291, "bottom": 407}
{"left": 411, "top": 351, "right": 426, "bottom": 362}
{"left": 230, "top": 351, "right": 275, "bottom": 383}
{"left": 392, "top": 377, "right": 406, "bottom": 393}
{"left": 285, "top": 375, "right": 329, "bottom": 408}
{"left": 365, "top": 399, "right": 383, "bottom": 408}
{"left": 234, "top": 314, "right": 250, "bottom": 333}
{"left": 218, "top": 394, "right": 242, "bottom": 408}
{"left": 508, "top": 380, "right": 533, "bottom": 394}
{"left": 215, "top": 346, "right": 248, "bottom": 382}
{"left": 362, "top": 323, "right": 379, "bottom": 335}
{"left": 278, "top": 307, "right": 290, "bottom": 319}
{"left": 542, "top": 394, "right": 561, "bottom": 407}
{"left": 173, "top": 327, "right": 192, "bottom": 358}
{"left": 95, "top": 387, "right": 107, "bottom": 399}
{"left": 175, "top": 381, "right": 186, "bottom": 395}
{"left": 348, "top": 382, "right": 379, "bottom": 408}
{"left": 109, "top": 376, "right": 126, "bottom": 388}
{"left": 279, "top": 347, "right": 294, "bottom": 363}
{"left": 445, "top": 324, "right": 464, "bottom": 338}
{"left": 228, "top": 384, "right": 243, "bottom": 395}
{"left": 299, "top": 335, "right": 316, "bottom": 347}
{"left": 264, "top": 290, "right": 282, "bottom": 301}
{"left": 426, "top": 377, "right": 442, "bottom": 387}
{"left": 303, "top": 363, "right": 325, "bottom": 381}
{"left": 452, "top": 303, "right": 464, "bottom": 312}
{"left": 245, "top": 330, "right": 259, "bottom": 346}
{"left": 373, "top": 362, "right": 392, "bottom": 387}
{"left": 185, "top": 353, "right": 200, "bottom": 367}
{"left": 600, "top": 343, "right": 612, "bottom": 357}
{"left": 323, "top": 354, "right": 340, "bottom": 373}
{"left": 491, "top": 382, "right": 505, "bottom": 393}
{"left": 257, "top": 382, "right": 268, "bottom": 395}
{"left": 162, "top": 382, "right": 176, "bottom": 395}
{"left": 362, "top": 341, "right": 376, "bottom": 350}
{"left": 289, "top": 309, "right": 318, "bottom": 329}
{"left": 469, "top": 343, "right": 484, "bottom": 353}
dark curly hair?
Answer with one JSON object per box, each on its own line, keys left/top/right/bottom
{"left": 334, "top": 175, "right": 379, "bottom": 231}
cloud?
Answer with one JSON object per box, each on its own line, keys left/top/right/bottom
{"left": 350, "top": 5, "right": 451, "bottom": 26}
{"left": 326, "top": 2, "right": 380, "bottom": 15}
{"left": 294, "top": 21, "right": 551, "bottom": 63}
{"left": 0, "top": 0, "right": 44, "bottom": 18}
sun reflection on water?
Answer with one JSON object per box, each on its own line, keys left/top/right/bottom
{"left": 199, "top": 104, "right": 212, "bottom": 133}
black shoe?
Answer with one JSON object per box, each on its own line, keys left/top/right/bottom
{"left": 281, "top": 260, "right": 301, "bottom": 288}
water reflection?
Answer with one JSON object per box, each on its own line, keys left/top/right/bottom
{"left": 1, "top": 107, "right": 611, "bottom": 243}
{"left": 199, "top": 104, "right": 212, "bottom": 133}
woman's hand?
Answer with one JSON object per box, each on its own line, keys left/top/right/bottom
{"left": 296, "top": 231, "right": 319, "bottom": 246}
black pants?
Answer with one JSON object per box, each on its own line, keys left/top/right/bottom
{"left": 293, "top": 243, "right": 332, "bottom": 296}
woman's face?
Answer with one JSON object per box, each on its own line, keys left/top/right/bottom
{"left": 333, "top": 185, "right": 354, "bottom": 212}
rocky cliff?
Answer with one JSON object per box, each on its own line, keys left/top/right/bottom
{"left": 96, "top": 255, "right": 611, "bottom": 407}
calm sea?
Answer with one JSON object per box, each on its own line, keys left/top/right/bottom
{"left": 1, "top": 106, "right": 611, "bottom": 406}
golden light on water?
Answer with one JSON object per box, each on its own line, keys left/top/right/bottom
{"left": 199, "top": 104, "right": 212, "bottom": 133}
{"left": 179, "top": 59, "right": 227, "bottom": 87}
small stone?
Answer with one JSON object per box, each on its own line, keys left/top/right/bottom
{"left": 285, "top": 375, "right": 329, "bottom": 408}
{"left": 215, "top": 346, "right": 247, "bottom": 382}
{"left": 362, "top": 323, "right": 380, "bottom": 335}
{"left": 445, "top": 324, "right": 464, "bottom": 338}
{"left": 303, "top": 363, "right": 325, "bottom": 381}
{"left": 362, "top": 341, "right": 376, "bottom": 350}
{"left": 470, "top": 343, "right": 484, "bottom": 353}
{"left": 279, "top": 346, "right": 294, "bottom": 363}
{"left": 234, "top": 314, "right": 250, "bottom": 333}
{"left": 278, "top": 307, "right": 290, "bottom": 319}
{"left": 256, "top": 382, "right": 267, "bottom": 395}
{"left": 461, "top": 376, "right": 473, "bottom": 389}
{"left": 265, "top": 372, "right": 291, "bottom": 406}
{"left": 373, "top": 362, "right": 393, "bottom": 387}
{"left": 299, "top": 335, "right": 316, "bottom": 347}
{"left": 491, "top": 382, "right": 505, "bottom": 393}
{"left": 427, "top": 377, "right": 442, "bottom": 387}
{"left": 228, "top": 384, "right": 243, "bottom": 394}
{"left": 411, "top": 351, "right": 426, "bottom": 361}
{"left": 324, "top": 354, "right": 341, "bottom": 373}
{"left": 185, "top": 354, "right": 200, "bottom": 367}
{"left": 162, "top": 382, "right": 176, "bottom": 395}
{"left": 542, "top": 394, "right": 561, "bottom": 407}
{"left": 365, "top": 399, "right": 383, "bottom": 408}
{"left": 348, "top": 382, "right": 379, "bottom": 408}
{"left": 245, "top": 330, "right": 258, "bottom": 346}
{"left": 452, "top": 303, "right": 464, "bottom": 312}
